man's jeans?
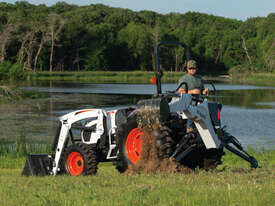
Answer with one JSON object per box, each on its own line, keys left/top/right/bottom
{"left": 187, "top": 119, "right": 194, "bottom": 128}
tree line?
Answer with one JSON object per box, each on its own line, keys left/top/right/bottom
{"left": 0, "top": 1, "right": 274, "bottom": 77}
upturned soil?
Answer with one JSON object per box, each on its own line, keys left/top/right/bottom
{"left": 126, "top": 122, "right": 192, "bottom": 175}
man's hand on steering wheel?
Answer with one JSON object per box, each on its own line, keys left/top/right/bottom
{"left": 178, "top": 88, "right": 185, "bottom": 94}
{"left": 178, "top": 88, "right": 201, "bottom": 95}
{"left": 202, "top": 88, "right": 209, "bottom": 95}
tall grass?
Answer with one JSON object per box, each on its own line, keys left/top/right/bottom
{"left": 0, "top": 131, "right": 51, "bottom": 158}
{"left": 0, "top": 136, "right": 51, "bottom": 169}
{"left": 0, "top": 85, "right": 21, "bottom": 101}
{"left": 0, "top": 86, "right": 49, "bottom": 103}
{"left": 0, "top": 142, "right": 51, "bottom": 156}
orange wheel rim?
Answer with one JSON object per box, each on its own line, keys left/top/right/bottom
{"left": 67, "top": 152, "right": 84, "bottom": 176}
{"left": 125, "top": 128, "right": 144, "bottom": 164}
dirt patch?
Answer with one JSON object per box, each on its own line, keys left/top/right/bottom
{"left": 126, "top": 109, "right": 192, "bottom": 175}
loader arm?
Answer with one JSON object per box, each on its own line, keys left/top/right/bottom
{"left": 22, "top": 109, "right": 108, "bottom": 176}
{"left": 52, "top": 121, "right": 70, "bottom": 175}
{"left": 52, "top": 109, "right": 106, "bottom": 175}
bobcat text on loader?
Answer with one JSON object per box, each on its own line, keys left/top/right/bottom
{"left": 22, "top": 42, "right": 258, "bottom": 176}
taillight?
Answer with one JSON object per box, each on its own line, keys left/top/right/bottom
{"left": 217, "top": 110, "right": 221, "bottom": 120}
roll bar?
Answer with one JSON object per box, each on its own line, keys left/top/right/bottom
{"left": 154, "top": 41, "right": 192, "bottom": 95}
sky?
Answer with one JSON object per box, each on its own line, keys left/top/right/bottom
{"left": 2, "top": 0, "right": 275, "bottom": 21}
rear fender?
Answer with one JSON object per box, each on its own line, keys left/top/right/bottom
{"left": 208, "top": 102, "right": 222, "bottom": 127}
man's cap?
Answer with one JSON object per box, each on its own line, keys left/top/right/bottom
{"left": 187, "top": 60, "right": 197, "bottom": 69}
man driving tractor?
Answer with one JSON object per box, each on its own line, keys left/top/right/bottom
{"left": 178, "top": 60, "right": 209, "bottom": 132}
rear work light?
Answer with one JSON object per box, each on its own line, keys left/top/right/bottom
{"left": 217, "top": 109, "right": 221, "bottom": 120}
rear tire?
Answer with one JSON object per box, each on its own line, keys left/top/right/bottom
{"left": 115, "top": 115, "right": 140, "bottom": 173}
{"left": 115, "top": 115, "right": 174, "bottom": 173}
{"left": 156, "top": 125, "right": 174, "bottom": 158}
{"left": 63, "top": 143, "right": 98, "bottom": 176}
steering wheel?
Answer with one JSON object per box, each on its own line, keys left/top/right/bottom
{"left": 176, "top": 82, "right": 205, "bottom": 103}
{"left": 165, "top": 81, "right": 218, "bottom": 105}
{"left": 175, "top": 82, "right": 189, "bottom": 94}
{"left": 192, "top": 82, "right": 218, "bottom": 103}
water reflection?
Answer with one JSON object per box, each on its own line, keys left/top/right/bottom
{"left": 20, "top": 82, "right": 275, "bottom": 95}
{"left": 5, "top": 82, "right": 275, "bottom": 148}
{"left": 212, "top": 89, "right": 275, "bottom": 109}
{"left": 221, "top": 106, "right": 275, "bottom": 147}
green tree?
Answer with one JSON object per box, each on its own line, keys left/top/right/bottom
{"left": 118, "top": 22, "right": 152, "bottom": 70}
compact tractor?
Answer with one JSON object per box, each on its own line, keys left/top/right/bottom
{"left": 22, "top": 42, "right": 258, "bottom": 176}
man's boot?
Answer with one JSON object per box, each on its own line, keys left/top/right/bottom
{"left": 186, "top": 127, "right": 194, "bottom": 133}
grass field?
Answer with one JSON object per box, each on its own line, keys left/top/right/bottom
{"left": 230, "top": 72, "right": 275, "bottom": 86}
{"left": 0, "top": 149, "right": 274, "bottom": 206}
{"left": 244, "top": 73, "right": 275, "bottom": 86}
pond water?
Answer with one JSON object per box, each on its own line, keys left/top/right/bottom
{"left": 2, "top": 81, "right": 275, "bottom": 149}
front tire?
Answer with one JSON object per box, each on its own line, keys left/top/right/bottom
{"left": 63, "top": 143, "right": 98, "bottom": 176}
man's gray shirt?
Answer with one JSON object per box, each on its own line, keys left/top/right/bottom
{"left": 178, "top": 74, "right": 204, "bottom": 91}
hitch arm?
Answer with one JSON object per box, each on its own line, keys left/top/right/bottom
{"left": 225, "top": 145, "right": 258, "bottom": 168}
{"left": 221, "top": 133, "right": 258, "bottom": 168}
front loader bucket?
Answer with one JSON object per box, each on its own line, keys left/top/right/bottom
{"left": 22, "top": 154, "right": 54, "bottom": 176}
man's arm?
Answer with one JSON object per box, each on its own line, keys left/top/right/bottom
{"left": 178, "top": 88, "right": 201, "bottom": 94}
{"left": 177, "top": 76, "right": 187, "bottom": 93}
{"left": 201, "top": 78, "right": 209, "bottom": 95}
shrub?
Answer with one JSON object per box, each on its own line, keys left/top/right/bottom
{"left": 8, "top": 63, "right": 24, "bottom": 80}
{"left": 0, "top": 61, "right": 12, "bottom": 80}
{"left": 0, "top": 62, "right": 24, "bottom": 81}
{"left": 85, "top": 50, "right": 108, "bottom": 71}
{"left": 228, "top": 64, "right": 250, "bottom": 77}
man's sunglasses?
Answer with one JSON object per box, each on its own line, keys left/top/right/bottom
{"left": 188, "top": 67, "right": 197, "bottom": 70}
